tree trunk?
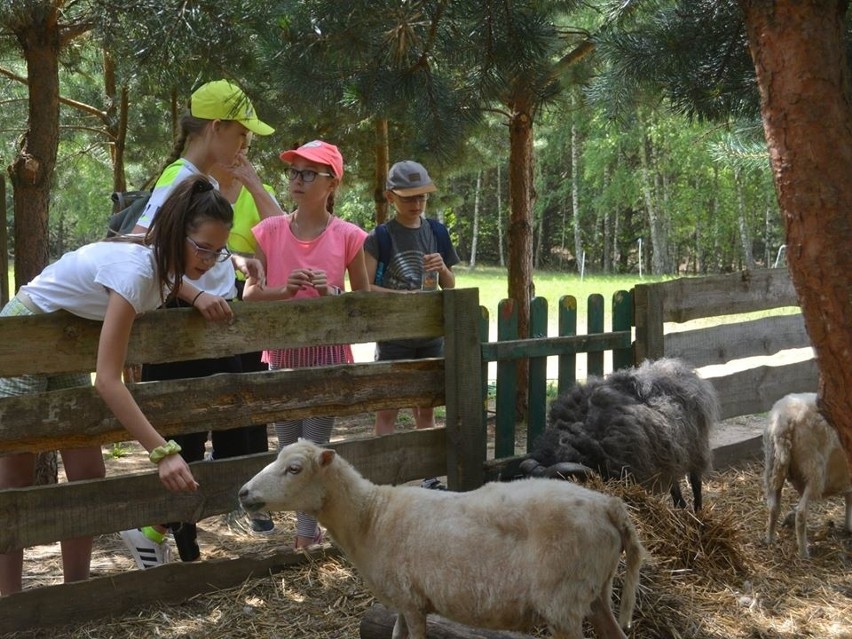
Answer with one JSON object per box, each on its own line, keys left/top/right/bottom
{"left": 374, "top": 118, "right": 389, "bottom": 224}
{"left": 739, "top": 0, "right": 852, "bottom": 467}
{"left": 734, "top": 168, "right": 756, "bottom": 270}
{"left": 571, "top": 117, "right": 583, "bottom": 272}
{"left": 469, "top": 170, "right": 482, "bottom": 269}
{"left": 103, "top": 48, "right": 127, "bottom": 196}
{"left": 496, "top": 163, "right": 505, "bottom": 267}
{"left": 7, "top": 9, "right": 61, "bottom": 288}
{"left": 0, "top": 175, "right": 8, "bottom": 306}
{"left": 507, "top": 103, "right": 534, "bottom": 417}
{"left": 637, "top": 125, "right": 668, "bottom": 275}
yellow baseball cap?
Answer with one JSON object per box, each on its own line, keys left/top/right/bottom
{"left": 190, "top": 80, "right": 274, "bottom": 136}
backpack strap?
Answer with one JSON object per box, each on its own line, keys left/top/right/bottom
{"left": 426, "top": 218, "right": 453, "bottom": 263}
{"left": 106, "top": 192, "right": 152, "bottom": 237}
{"left": 373, "top": 223, "right": 393, "bottom": 285}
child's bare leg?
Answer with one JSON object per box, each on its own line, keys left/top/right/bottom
{"left": 413, "top": 406, "right": 435, "bottom": 429}
{"left": 375, "top": 409, "right": 399, "bottom": 435}
{"left": 60, "top": 447, "right": 105, "bottom": 583}
{"left": 0, "top": 453, "right": 35, "bottom": 594}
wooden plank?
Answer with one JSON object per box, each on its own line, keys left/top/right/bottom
{"left": 0, "top": 292, "right": 444, "bottom": 377}
{"left": 655, "top": 269, "right": 798, "bottom": 323}
{"left": 665, "top": 314, "right": 810, "bottom": 367}
{"left": 557, "top": 295, "right": 577, "bottom": 396}
{"left": 443, "top": 289, "right": 485, "bottom": 492}
{"left": 494, "top": 299, "right": 518, "bottom": 459}
{"left": 587, "top": 294, "right": 604, "bottom": 376}
{"left": 480, "top": 331, "right": 631, "bottom": 361}
{"left": 0, "top": 428, "right": 447, "bottom": 553}
{"left": 0, "top": 546, "right": 341, "bottom": 633}
{"left": 612, "top": 290, "right": 633, "bottom": 371}
{"left": 0, "top": 359, "right": 445, "bottom": 455}
{"left": 706, "top": 359, "right": 819, "bottom": 420}
{"left": 526, "top": 297, "right": 548, "bottom": 452}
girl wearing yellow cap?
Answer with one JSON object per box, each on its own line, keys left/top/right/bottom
{"left": 121, "top": 80, "right": 279, "bottom": 569}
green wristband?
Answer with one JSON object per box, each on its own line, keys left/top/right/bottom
{"left": 149, "top": 439, "right": 182, "bottom": 464}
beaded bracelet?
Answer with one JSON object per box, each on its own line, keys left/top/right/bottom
{"left": 149, "top": 440, "right": 182, "bottom": 464}
{"left": 191, "top": 290, "right": 205, "bottom": 307}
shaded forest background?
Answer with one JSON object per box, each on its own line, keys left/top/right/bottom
{"left": 0, "top": 1, "right": 782, "bottom": 278}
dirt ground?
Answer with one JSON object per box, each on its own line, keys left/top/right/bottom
{"left": 7, "top": 412, "right": 852, "bottom": 639}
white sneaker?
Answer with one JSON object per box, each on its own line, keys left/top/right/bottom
{"left": 120, "top": 528, "right": 171, "bottom": 569}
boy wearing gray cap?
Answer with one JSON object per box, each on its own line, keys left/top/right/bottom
{"left": 364, "top": 161, "right": 460, "bottom": 449}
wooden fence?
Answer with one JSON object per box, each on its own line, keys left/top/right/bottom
{"left": 0, "top": 268, "right": 817, "bottom": 630}
{"left": 0, "top": 289, "right": 483, "bottom": 631}
{"left": 634, "top": 268, "right": 818, "bottom": 420}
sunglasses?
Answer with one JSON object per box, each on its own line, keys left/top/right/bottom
{"left": 286, "top": 168, "right": 334, "bottom": 183}
{"left": 186, "top": 236, "right": 232, "bottom": 263}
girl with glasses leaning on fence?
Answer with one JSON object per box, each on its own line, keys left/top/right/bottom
{"left": 119, "top": 80, "right": 278, "bottom": 570}
{"left": 0, "top": 176, "right": 236, "bottom": 596}
{"left": 242, "top": 140, "right": 370, "bottom": 549}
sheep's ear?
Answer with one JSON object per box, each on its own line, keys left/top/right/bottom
{"left": 319, "top": 449, "right": 336, "bottom": 467}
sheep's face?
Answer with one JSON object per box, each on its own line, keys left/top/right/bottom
{"left": 239, "top": 440, "right": 335, "bottom": 515}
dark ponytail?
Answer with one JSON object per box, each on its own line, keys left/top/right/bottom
{"left": 146, "top": 176, "right": 233, "bottom": 300}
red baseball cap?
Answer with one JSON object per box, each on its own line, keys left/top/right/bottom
{"left": 280, "top": 140, "right": 344, "bottom": 179}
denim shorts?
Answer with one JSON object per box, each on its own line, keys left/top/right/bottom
{"left": 0, "top": 297, "right": 92, "bottom": 397}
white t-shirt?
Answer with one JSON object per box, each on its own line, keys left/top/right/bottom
{"left": 136, "top": 159, "right": 237, "bottom": 299}
{"left": 20, "top": 242, "right": 165, "bottom": 320}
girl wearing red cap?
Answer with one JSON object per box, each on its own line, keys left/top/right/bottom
{"left": 243, "top": 140, "right": 369, "bottom": 549}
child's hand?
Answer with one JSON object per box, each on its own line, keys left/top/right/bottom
{"left": 157, "top": 454, "right": 199, "bottom": 492}
{"left": 233, "top": 255, "right": 265, "bottom": 288}
{"left": 193, "top": 292, "right": 233, "bottom": 322}
{"left": 224, "top": 153, "right": 262, "bottom": 190}
{"left": 423, "top": 253, "right": 445, "bottom": 273}
{"left": 308, "top": 269, "right": 335, "bottom": 295}
{"left": 284, "top": 269, "right": 315, "bottom": 297}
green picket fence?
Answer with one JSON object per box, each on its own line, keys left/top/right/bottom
{"left": 479, "top": 291, "right": 633, "bottom": 459}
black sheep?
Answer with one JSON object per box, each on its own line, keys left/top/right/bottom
{"left": 524, "top": 358, "right": 719, "bottom": 510}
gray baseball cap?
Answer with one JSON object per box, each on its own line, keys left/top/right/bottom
{"left": 386, "top": 160, "right": 438, "bottom": 197}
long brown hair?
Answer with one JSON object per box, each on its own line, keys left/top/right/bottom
{"left": 145, "top": 176, "right": 233, "bottom": 300}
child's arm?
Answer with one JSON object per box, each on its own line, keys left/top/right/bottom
{"left": 228, "top": 153, "right": 285, "bottom": 220}
{"left": 346, "top": 248, "right": 370, "bottom": 292}
{"left": 94, "top": 291, "right": 199, "bottom": 492}
{"left": 243, "top": 244, "right": 312, "bottom": 301}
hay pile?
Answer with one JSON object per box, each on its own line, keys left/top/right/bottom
{"left": 5, "top": 463, "right": 851, "bottom": 639}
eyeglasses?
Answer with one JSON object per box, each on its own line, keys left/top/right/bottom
{"left": 286, "top": 168, "right": 334, "bottom": 183}
{"left": 186, "top": 237, "right": 232, "bottom": 263}
{"left": 396, "top": 193, "right": 429, "bottom": 203}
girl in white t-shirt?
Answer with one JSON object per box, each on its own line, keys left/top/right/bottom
{"left": 0, "top": 176, "right": 241, "bottom": 596}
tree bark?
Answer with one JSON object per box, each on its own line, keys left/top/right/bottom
{"left": 507, "top": 103, "right": 534, "bottom": 416}
{"left": 7, "top": 7, "right": 61, "bottom": 288}
{"left": 637, "top": 122, "right": 668, "bottom": 275}
{"left": 374, "top": 118, "right": 389, "bottom": 224}
{"left": 734, "top": 168, "right": 756, "bottom": 270}
{"left": 469, "top": 170, "right": 482, "bottom": 269}
{"left": 739, "top": 0, "right": 852, "bottom": 467}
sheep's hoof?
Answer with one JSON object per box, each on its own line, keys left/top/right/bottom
{"left": 519, "top": 458, "right": 546, "bottom": 477}
{"left": 544, "top": 462, "right": 594, "bottom": 482}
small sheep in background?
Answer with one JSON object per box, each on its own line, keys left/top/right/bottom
{"left": 522, "top": 358, "right": 718, "bottom": 511}
{"left": 240, "top": 439, "right": 644, "bottom": 639}
{"left": 764, "top": 392, "right": 852, "bottom": 558}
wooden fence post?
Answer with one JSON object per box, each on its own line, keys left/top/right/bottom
{"left": 587, "top": 294, "right": 604, "bottom": 377}
{"left": 495, "top": 299, "right": 518, "bottom": 459}
{"left": 612, "top": 290, "right": 633, "bottom": 371}
{"left": 633, "top": 283, "right": 665, "bottom": 364}
{"left": 557, "top": 295, "right": 578, "bottom": 395}
{"left": 443, "top": 288, "right": 485, "bottom": 491}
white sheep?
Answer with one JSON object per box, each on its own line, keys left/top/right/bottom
{"left": 239, "top": 439, "right": 644, "bottom": 639}
{"left": 764, "top": 392, "right": 852, "bottom": 558}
